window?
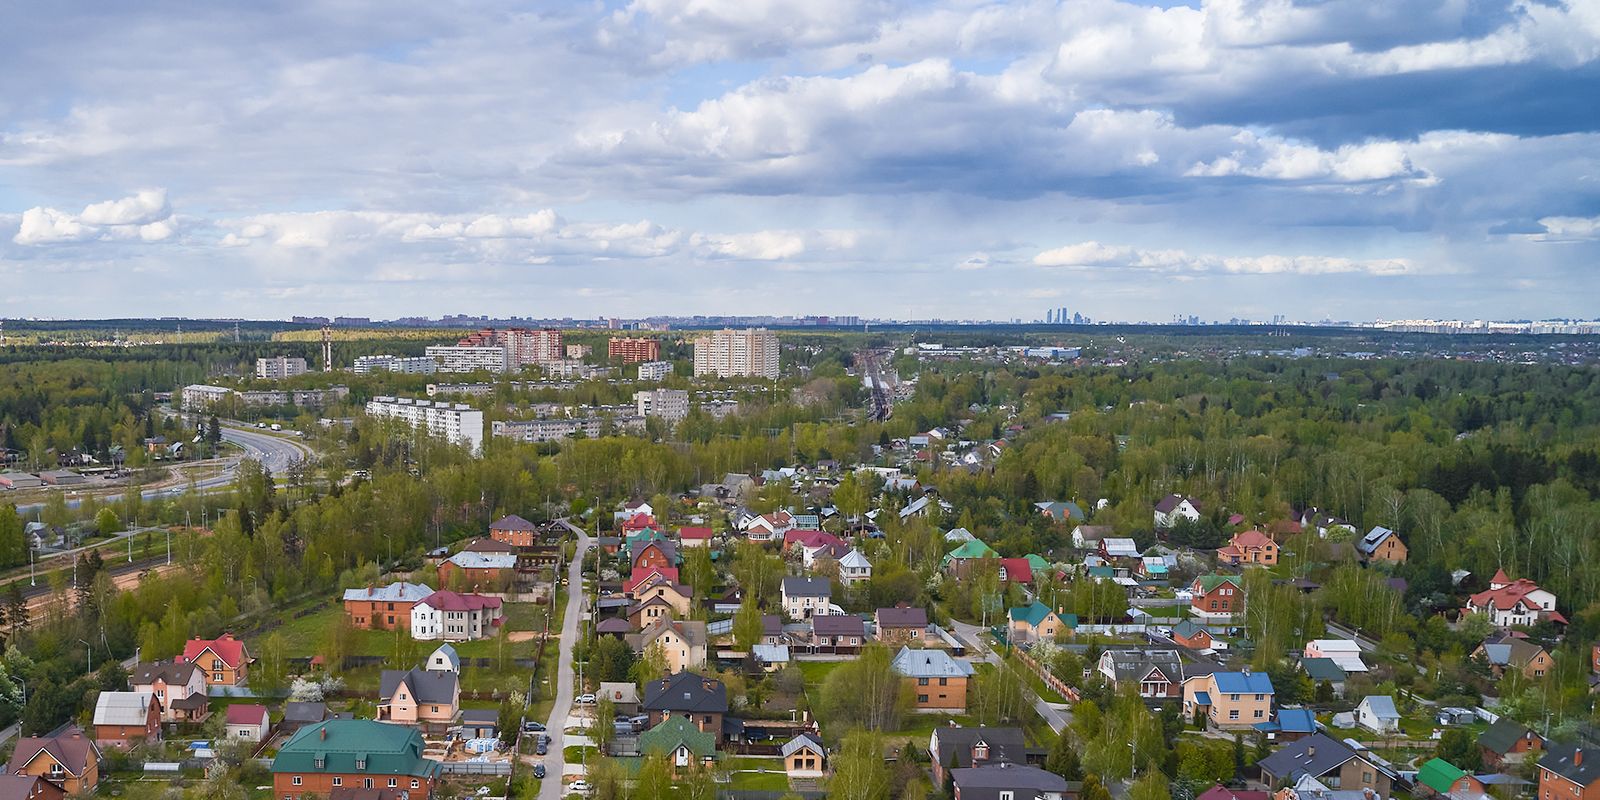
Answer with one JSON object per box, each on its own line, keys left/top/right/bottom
{"left": 314, "top": 758, "right": 325, "bottom": 769}
{"left": 292, "top": 777, "right": 302, "bottom": 786}
{"left": 1229, "top": 710, "right": 1239, "bottom": 720}
{"left": 918, "top": 678, "right": 929, "bottom": 686}
{"left": 1362, "top": 771, "right": 1373, "bottom": 784}
{"left": 356, "top": 759, "right": 366, "bottom": 770}
{"left": 1000, "top": 793, "right": 1014, "bottom": 800}
{"left": 411, "top": 780, "right": 420, "bottom": 789}
{"left": 1230, "top": 694, "right": 1239, "bottom": 701}
{"left": 1254, "top": 710, "right": 1265, "bottom": 719}
{"left": 332, "top": 778, "right": 342, "bottom": 787}
{"left": 364, "top": 779, "right": 373, "bottom": 789}
{"left": 918, "top": 695, "right": 929, "bottom": 703}
{"left": 389, "top": 779, "right": 397, "bottom": 788}
{"left": 939, "top": 678, "right": 948, "bottom": 686}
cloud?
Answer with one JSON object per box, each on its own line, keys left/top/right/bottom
{"left": 1034, "top": 241, "right": 1415, "bottom": 275}
{"left": 13, "top": 189, "right": 177, "bottom": 245}
{"left": 1535, "top": 215, "right": 1600, "bottom": 239}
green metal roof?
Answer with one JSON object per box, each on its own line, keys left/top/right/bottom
{"left": 638, "top": 716, "right": 717, "bottom": 760}
{"left": 942, "top": 540, "right": 999, "bottom": 565}
{"left": 1416, "top": 758, "right": 1466, "bottom": 793}
{"left": 1024, "top": 554, "right": 1051, "bottom": 573}
{"left": 1008, "top": 601, "right": 1058, "bottom": 627}
{"left": 1193, "top": 574, "right": 1243, "bottom": 592}
{"left": 272, "top": 720, "right": 440, "bottom": 778}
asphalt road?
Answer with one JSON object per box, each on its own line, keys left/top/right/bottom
{"left": 950, "top": 620, "right": 1071, "bottom": 734}
{"left": 540, "top": 525, "right": 593, "bottom": 800}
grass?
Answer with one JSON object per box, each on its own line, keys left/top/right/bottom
{"left": 795, "top": 660, "right": 845, "bottom": 688}
{"left": 727, "top": 767, "right": 791, "bottom": 791}
{"left": 1005, "top": 653, "right": 1070, "bottom": 705}
{"left": 274, "top": 602, "right": 548, "bottom": 660}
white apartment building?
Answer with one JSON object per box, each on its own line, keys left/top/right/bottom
{"left": 692, "top": 328, "right": 779, "bottom": 379}
{"left": 636, "top": 360, "right": 674, "bottom": 381}
{"left": 353, "top": 354, "right": 439, "bottom": 375}
{"left": 181, "top": 384, "right": 235, "bottom": 411}
{"left": 490, "top": 416, "right": 646, "bottom": 443}
{"left": 635, "top": 389, "right": 690, "bottom": 422}
{"left": 366, "top": 396, "right": 485, "bottom": 453}
{"left": 425, "top": 344, "right": 510, "bottom": 374}
{"left": 256, "top": 356, "right": 309, "bottom": 379}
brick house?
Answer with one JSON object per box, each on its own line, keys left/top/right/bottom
{"left": 342, "top": 582, "right": 434, "bottom": 631}
{"left": 892, "top": 646, "right": 974, "bottom": 711}
{"left": 1190, "top": 575, "right": 1244, "bottom": 621}
{"left": 5, "top": 726, "right": 100, "bottom": 795}
{"left": 180, "top": 633, "right": 253, "bottom": 687}
{"left": 92, "top": 692, "right": 161, "bottom": 747}
{"left": 1216, "top": 530, "right": 1278, "bottom": 566}
{"left": 131, "top": 661, "right": 209, "bottom": 723}
{"left": 875, "top": 606, "right": 929, "bottom": 644}
{"left": 642, "top": 673, "right": 728, "bottom": 744}
{"left": 487, "top": 514, "right": 536, "bottom": 547}
{"left": 271, "top": 719, "right": 441, "bottom": 799}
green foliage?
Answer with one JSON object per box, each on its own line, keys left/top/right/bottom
{"left": 817, "top": 644, "right": 911, "bottom": 732}
{"left": 828, "top": 730, "right": 894, "bottom": 800}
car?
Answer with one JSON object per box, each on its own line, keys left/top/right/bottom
{"left": 532, "top": 764, "right": 546, "bottom": 779}
{"left": 575, "top": 693, "right": 596, "bottom": 705}
{"left": 535, "top": 742, "right": 548, "bottom": 756}
{"left": 538, "top": 734, "right": 551, "bottom": 746}
{"left": 569, "top": 781, "right": 591, "bottom": 795}
{"left": 521, "top": 720, "right": 545, "bottom": 733}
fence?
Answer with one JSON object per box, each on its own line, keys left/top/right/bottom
{"left": 1012, "top": 647, "right": 1080, "bottom": 702}
{"left": 439, "top": 761, "right": 514, "bottom": 775}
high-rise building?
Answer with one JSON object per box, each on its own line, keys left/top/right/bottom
{"left": 636, "top": 361, "right": 674, "bottom": 381}
{"left": 256, "top": 356, "right": 309, "bottom": 380}
{"left": 425, "top": 345, "right": 510, "bottom": 373}
{"left": 608, "top": 336, "right": 661, "bottom": 364}
{"left": 635, "top": 388, "right": 690, "bottom": 422}
{"left": 365, "top": 396, "right": 484, "bottom": 453}
{"left": 352, "top": 355, "right": 438, "bottom": 375}
{"left": 692, "top": 328, "right": 779, "bottom": 379}
{"left": 459, "top": 328, "right": 564, "bottom": 366}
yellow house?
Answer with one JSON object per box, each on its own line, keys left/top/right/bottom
{"left": 637, "top": 619, "right": 708, "bottom": 673}
{"left": 377, "top": 668, "right": 460, "bottom": 732}
{"left": 1183, "top": 671, "right": 1274, "bottom": 730}
{"left": 6, "top": 726, "right": 101, "bottom": 795}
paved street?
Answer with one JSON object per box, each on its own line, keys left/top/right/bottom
{"left": 539, "top": 525, "right": 592, "bottom": 800}
{"left": 949, "top": 620, "right": 1071, "bottom": 734}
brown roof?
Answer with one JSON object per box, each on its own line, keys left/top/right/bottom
{"left": 0, "top": 776, "right": 60, "bottom": 800}
{"left": 876, "top": 606, "right": 929, "bottom": 628}
{"left": 131, "top": 660, "right": 200, "bottom": 687}
{"left": 7, "top": 727, "right": 97, "bottom": 777}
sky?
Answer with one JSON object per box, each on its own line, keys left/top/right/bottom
{"left": 1, "top": 0, "right": 1598, "bottom": 323}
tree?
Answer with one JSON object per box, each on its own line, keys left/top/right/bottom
{"left": 1079, "top": 775, "right": 1113, "bottom": 800}
{"left": 594, "top": 696, "right": 616, "bottom": 752}
{"left": 1129, "top": 769, "right": 1171, "bottom": 800}
{"left": 632, "top": 754, "right": 674, "bottom": 800}
{"left": 94, "top": 507, "right": 122, "bottom": 536}
{"left": 1436, "top": 727, "right": 1483, "bottom": 772}
{"left": 41, "top": 493, "right": 69, "bottom": 532}
{"left": 732, "top": 599, "right": 764, "bottom": 652}
{"left": 817, "top": 644, "right": 910, "bottom": 731}
{"left": 829, "top": 730, "right": 893, "bottom": 800}
{"left": 682, "top": 546, "right": 716, "bottom": 604}
{"left": 1046, "top": 730, "right": 1084, "bottom": 780}
{"left": 0, "top": 505, "right": 26, "bottom": 568}
{"left": 591, "top": 636, "right": 636, "bottom": 684}
{"left": 320, "top": 613, "right": 356, "bottom": 672}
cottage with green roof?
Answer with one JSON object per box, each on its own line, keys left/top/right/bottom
{"left": 1416, "top": 758, "right": 1484, "bottom": 797}
{"left": 638, "top": 715, "right": 718, "bottom": 772}
{"left": 1190, "top": 574, "right": 1244, "bottom": 620}
{"left": 942, "top": 540, "right": 999, "bottom": 572}
{"left": 271, "top": 719, "right": 440, "bottom": 799}
{"left": 1008, "top": 601, "right": 1073, "bottom": 642}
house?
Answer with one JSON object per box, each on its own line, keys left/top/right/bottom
{"left": 631, "top": 538, "right": 679, "bottom": 573}
{"left": 1197, "top": 787, "right": 1269, "bottom": 800}
{"left": 180, "top": 633, "right": 253, "bottom": 687}
{"left": 635, "top": 618, "right": 708, "bottom": 672}
{"left": 1416, "top": 758, "right": 1485, "bottom": 798}
{"left": 781, "top": 577, "right": 832, "bottom": 620}
{"left": 436, "top": 550, "right": 517, "bottom": 591}
{"left": 410, "top": 590, "right": 504, "bottom": 642}
{"left": 1466, "top": 570, "right": 1564, "bottom": 627}
{"left": 225, "top": 704, "right": 272, "bottom": 743}
{"left": 744, "top": 511, "right": 795, "bottom": 542}
{"left": 629, "top": 576, "right": 695, "bottom": 618}
{"left": 1538, "top": 742, "right": 1600, "bottom": 800}
{"left": 377, "top": 668, "right": 460, "bottom": 732}
{"left": 639, "top": 716, "right": 717, "bottom": 772}
{"left": 929, "top": 726, "right": 1031, "bottom": 787}
{"left": 1353, "top": 696, "right": 1400, "bottom": 734}
{"left": 1299, "top": 659, "right": 1348, "bottom": 698}
{"left": 810, "top": 615, "right": 865, "bottom": 655}
{"left": 487, "top": 514, "right": 537, "bottom": 547}
{"left": 942, "top": 540, "right": 1001, "bottom": 575}
{"left": 1355, "top": 526, "right": 1408, "bottom": 564}
{"left": 597, "top": 617, "right": 635, "bottom": 640}
{"left": 92, "top": 692, "right": 161, "bottom": 746}
{"left": 1154, "top": 494, "right": 1201, "bottom": 529}
{"left": 1183, "top": 671, "right": 1274, "bottom": 730}
{"left": 1257, "top": 733, "right": 1395, "bottom": 799}
{"left": 892, "top": 646, "right": 975, "bottom": 711}
{"left": 1253, "top": 709, "right": 1318, "bottom": 743}
{"left": 641, "top": 672, "right": 728, "bottom": 743}
{"left": 598, "top": 682, "right": 640, "bottom": 716}
{"left": 424, "top": 644, "right": 460, "bottom": 673}
{"left": 1097, "top": 649, "right": 1184, "bottom": 700}
{"left": 629, "top": 596, "right": 678, "bottom": 629}
{"left": 899, "top": 495, "right": 952, "bottom": 521}
{"left": 1099, "top": 538, "right": 1141, "bottom": 560}
{"left": 946, "top": 527, "right": 977, "bottom": 543}
{"left": 1190, "top": 575, "right": 1244, "bottom": 621}
{"left": 1473, "top": 636, "right": 1553, "bottom": 679}
{"left": 1216, "top": 530, "right": 1278, "bottom": 566}
{"left": 5, "top": 727, "right": 100, "bottom": 795}
{"left": 460, "top": 709, "right": 498, "bottom": 740}
{"left": 1071, "top": 525, "right": 1112, "bottom": 551}
{"left": 280, "top": 702, "right": 333, "bottom": 736}
{"left": 271, "top": 719, "right": 441, "bottom": 799}
{"left": 624, "top": 566, "right": 682, "bottom": 596}
{"left": 1303, "top": 640, "right": 1368, "bottom": 673}
{"left": 782, "top": 733, "right": 827, "bottom": 778}
{"left": 952, "top": 763, "right": 1070, "bottom": 800}
{"left": 677, "top": 527, "right": 713, "bottom": 548}
{"left": 131, "top": 661, "right": 209, "bottom": 722}
{"left": 876, "top": 606, "right": 929, "bottom": 644}
{"left": 0, "top": 776, "right": 65, "bottom": 800}
{"left": 1171, "top": 620, "right": 1213, "bottom": 650}
{"left": 1479, "top": 718, "right": 1542, "bottom": 769}
{"left": 343, "top": 582, "right": 435, "bottom": 631}
{"left": 837, "top": 549, "right": 872, "bottom": 583}
{"left": 1008, "top": 602, "right": 1072, "bottom": 643}
{"left": 1035, "top": 501, "right": 1085, "bottom": 523}
{"left": 997, "top": 558, "right": 1034, "bottom": 585}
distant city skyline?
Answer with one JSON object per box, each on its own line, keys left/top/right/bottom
{"left": 2, "top": 2, "right": 1597, "bottom": 319}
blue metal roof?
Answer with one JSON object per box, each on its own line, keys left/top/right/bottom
{"left": 1212, "top": 671, "right": 1275, "bottom": 694}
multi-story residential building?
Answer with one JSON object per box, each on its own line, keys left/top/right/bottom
{"left": 256, "top": 356, "right": 309, "bottom": 380}
{"left": 637, "top": 360, "right": 674, "bottom": 381}
{"left": 181, "top": 384, "right": 234, "bottom": 411}
{"left": 490, "top": 416, "right": 645, "bottom": 443}
{"left": 343, "top": 582, "right": 435, "bottom": 631}
{"left": 692, "top": 328, "right": 779, "bottom": 379}
{"left": 892, "top": 646, "right": 974, "bottom": 711}
{"left": 609, "top": 336, "right": 661, "bottom": 363}
{"left": 635, "top": 389, "right": 690, "bottom": 422}
{"left": 131, "top": 661, "right": 209, "bottom": 723}
{"left": 566, "top": 344, "right": 592, "bottom": 359}
{"left": 352, "top": 355, "right": 438, "bottom": 375}
{"left": 1182, "top": 670, "right": 1274, "bottom": 730}
{"left": 435, "top": 551, "right": 516, "bottom": 591}
{"left": 425, "top": 344, "right": 510, "bottom": 373}
{"left": 365, "top": 397, "right": 484, "bottom": 453}
{"left": 410, "top": 590, "right": 505, "bottom": 641}
{"left": 271, "top": 719, "right": 441, "bottom": 799}
{"left": 459, "top": 328, "right": 564, "bottom": 366}
{"left": 488, "top": 514, "right": 536, "bottom": 547}
{"left": 781, "top": 577, "right": 832, "bottom": 620}
{"left": 377, "top": 668, "right": 459, "bottom": 731}
{"left": 929, "top": 726, "right": 1032, "bottom": 788}
{"left": 233, "top": 387, "right": 349, "bottom": 408}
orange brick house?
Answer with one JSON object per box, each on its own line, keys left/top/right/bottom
{"left": 92, "top": 692, "right": 161, "bottom": 747}
{"left": 892, "top": 646, "right": 974, "bottom": 711}
{"left": 342, "top": 582, "right": 434, "bottom": 631}
{"left": 1190, "top": 575, "right": 1244, "bottom": 621}
{"left": 1216, "top": 530, "right": 1278, "bottom": 566}
{"left": 488, "top": 514, "right": 536, "bottom": 547}
{"left": 180, "top": 633, "right": 254, "bottom": 687}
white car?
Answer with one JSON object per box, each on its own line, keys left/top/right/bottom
{"left": 569, "top": 781, "right": 591, "bottom": 795}
{"left": 575, "top": 693, "right": 596, "bottom": 705}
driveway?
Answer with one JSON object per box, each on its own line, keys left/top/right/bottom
{"left": 539, "top": 524, "right": 592, "bottom": 800}
{"left": 949, "top": 620, "right": 1070, "bottom": 734}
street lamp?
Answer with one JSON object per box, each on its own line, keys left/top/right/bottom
{"left": 79, "top": 639, "right": 92, "bottom": 673}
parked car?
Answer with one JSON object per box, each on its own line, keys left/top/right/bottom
{"left": 521, "top": 720, "right": 545, "bottom": 733}
{"left": 539, "top": 734, "right": 551, "bottom": 746}
{"left": 535, "top": 742, "right": 548, "bottom": 756}
{"left": 613, "top": 721, "right": 633, "bottom": 736}
{"left": 576, "top": 693, "right": 596, "bottom": 705}
{"left": 570, "top": 781, "right": 591, "bottom": 795}
{"left": 532, "top": 764, "right": 546, "bottom": 779}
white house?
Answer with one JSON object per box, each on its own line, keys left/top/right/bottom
{"left": 224, "top": 704, "right": 271, "bottom": 743}
{"left": 1354, "top": 695, "right": 1401, "bottom": 734}
{"left": 424, "top": 644, "right": 461, "bottom": 673}
{"left": 1303, "top": 639, "right": 1369, "bottom": 673}
{"left": 411, "top": 590, "right": 505, "bottom": 641}
{"left": 1465, "top": 570, "right": 1563, "bottom": 627}
{"left": 838, "top": 549, "right": 872, "bottom": 584}
{"left": 781, "top": 576, "right": 832, "bottom": 620}
{"left": 1153, "top": 494, "right": 1201, "bottom": 529}
{"left": 1072, "top": 525, "right": 1112, "bottom": 550}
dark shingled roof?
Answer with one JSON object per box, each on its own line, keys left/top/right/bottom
{"left": 932, "top": 726, "right": 1028, "bottom": 771}
{"left": 1538, "top": 741, "right": 1600, "bottom": 787}
{"left": 1479, "top": 717, "right": 1538, "bottom": 756}
{"left": 490, "top": 514, "right": 535, "bottom": 531}
{"left": 642, "top": 672, "right": 728, "bottom": 715}
{"left": 876, "top": 606, "right": 929, "bottom": 628}
{"left": 380, "top": 667, "right": 458, "bottom": 705}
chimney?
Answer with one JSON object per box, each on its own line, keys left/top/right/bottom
{"left": 321, "top": 726, "right": 328, "bottom": 740}
{"left": 1577, "top": 749, "right": 1585, "bottom": 766}
{"left": 1306, "top": 746, "right": 1315, "bottom": 758}
{"left": 368, "top": 585, "right": 376, "bottom": 597}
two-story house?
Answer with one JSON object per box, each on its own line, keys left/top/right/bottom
{"left": 131, "top": 661, "right": 209, "bottom": 723}
{"left": 377, "top": 667, "right": 460, "bottom": 733}
{"left": 271, "top": 719, "right": 441, "bottom": 799}
{"left": 810, "top": 615, "right": 865, "bottom": 655}
{"left": 635, "top": 618, "right": 709, "bottom": 672}
{"left": 1154, "top": 494, "right": 1201, "bottom": 529}
{"left": 6, "top": 727, "right": 99, "bottom": 795}
{"left": 180, "top": 633, "right": 253, "bottom": 687}
{"left": 781, "top": 577, "right": 832, "bottom": 620}
{"left": 952, "top": 763, "right": 1070, "bottom": 800}
{"left": 1183, "top": 670, "right": 1274, "bottom": 730}
{"left": 1190, "top": 575, "right": 1244, "bottom": 621}
{"left": 1257, "top": 733, "right": 1395, "bottom": 797}
{"left": 1097, "top": 649, "right": 1184, "bottom": 700}
{"left": 837, "top": 549, "right": 872, "bottom": 583}
{"left": 876, "top": 606, "right": 929, "bottom": 644}
{"left": 1215, "top": 530, "right": 1278, "bottom": 566}
{"left": 410, "top": 590, "right": 504, "bottom": 642}
{"left": 929, "top": 726, "right": 1032, "bottom": 788}
{"left": 1008, "top": 602, "right": 1072, "bottom": 643}
{"left": 1355, "top": 526, "right": 1408, "bottom": 564}
{"left": 893, "top": 646, "right": 975, "bottom": 711}
{"left": 92, "top": 692, "right": 161, "bottom": 747}
{"left": 487, "top": 514, "right": 536, "bottom": 547}
{"left": 1466, "top": 570, "right": 1565, "bottom": 627}
{"left": 436, "top": 550, "right": 517, "bottom": 591}
{"left": 642, "top": 672, "right": 728, "bottom": 743}
{"left": 343, "top": 582, "right": 435, "bottom": 631}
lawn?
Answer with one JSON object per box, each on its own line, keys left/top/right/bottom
{"left": 727, "top": 765, "right": 791, "bottom": 791}
{"left": 795, "top": 659, "right": 845, "bottom": 688}
{"left": 894, "top": 713, "right": 973, "bottom": 744}
{"left": 273, "top": 602, "right": 547, "bottom": 661}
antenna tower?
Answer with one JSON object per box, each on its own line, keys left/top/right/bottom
{"left": 321, "top": 325, "right": 334, "bottom": 371}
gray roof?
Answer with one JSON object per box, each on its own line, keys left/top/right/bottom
{"left": 642, "top": 672, "right": 728, "bottom": 714}
{"left": 892, "top": 647, "right": 975, "bottom": 679}
{"left": 1479, "top": 718, "right": 1538, "bottom": 755}
{"left": 131, "top": 660, "right": 200, "bottom": 687}
{"left": 1258, "top": 733, "right": 1384, "bottom": 782}
{"left": 1358, "top": 695, "right": 1400, "bottom": 719}
{"left": 93, "top": 692, "right": 155, "bottom": 726}
{"left": 1355, "top": 526, "right": 1396, "bottom": 555}
{"left": 1540, "top": 742, "right": 1600, "bottom": 787}
{"left": 952, "top": 763, "right": 1069, "bottom": 793}
{"left": 283, "top": 702, "right": 330, "bottom": 725}
{"left": 781, "top": 733, "right": 825, "bottom": 759}
{"left": 782, "top": 576, "right": 831, "bottom": 597}
{"left": 342, "top": 582, "right": 434, "bottom": 603}
{"left": 812, "top": 615, "right": 866, "bottom": 637}
{"left": 1101, "top": 649, "right": 1183, "bottom": 683}
{"left": 931, "top": 727, "right": 1028, "bottom": 770}
{"left": 380, "top": 668, "right": 458, "bottom": 705}
{"left": 876, "top": 606, "right": 929, "bottom": 628}
{"left": 461, "top": 708, "right": 498, "bottom": 725}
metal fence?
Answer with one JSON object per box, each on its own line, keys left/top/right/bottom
{"left": 439, "top": 761, "right": 513, "bottom": 776}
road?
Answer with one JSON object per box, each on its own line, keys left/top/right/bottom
{"left": 540, "top": 525, "right": 593, "bottom": 800}
{"left": 949, "top": 620, "right": 1071, "bottom": 734}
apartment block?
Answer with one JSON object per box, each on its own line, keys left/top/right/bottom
{"left": 635, "top": 389, "right": 690, "bottom": 422}
{"left": 181, "top": 384, "right": 235, "bottom": 411}
{"left": 257, "top": 356, "right": 309, "bottom": 380}
{"left": 366, "top": 396, "right": 485, "bottom": 453}
{"left": 491, "top": 416, "right": 645, "bottom": 443}
{"left": 608, "top": 336, "right": 661, "bottom": 364}
{"left": 460, "top": 328, "right": 564, "bottom": 366}
{"left": 352, "top": 355, "right": 438, "bottom": 375}
{"left": 637, "top": 360, "right": 674, "bottom": 381}
{"left": 692, "top": 328, "right": 779, "bottom": 379}
{"left": 425, "top": 344, "right": 510, "bottom": 374}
